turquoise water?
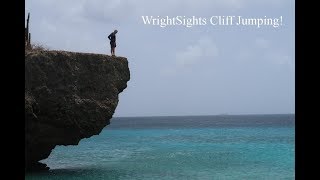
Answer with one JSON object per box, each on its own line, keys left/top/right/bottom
{"left": 26, "top": 115, "right": 294, "bottom": 179}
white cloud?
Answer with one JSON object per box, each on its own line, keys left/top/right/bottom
{"left": 160, "top": 37, "right": 218, "bottom": 76}
{"left": 236, "top": 37, "right": 293, "bottom": 67}
{"left": 176, "top": 37, "right": 218, "bottom": 66}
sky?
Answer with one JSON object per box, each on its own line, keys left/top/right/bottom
{"left": 25, "top": 0, "right": 295, "bottom": 117}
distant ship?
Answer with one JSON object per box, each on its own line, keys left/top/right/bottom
{"left": 217, "top": 113, "right": 230, "bottom": 116}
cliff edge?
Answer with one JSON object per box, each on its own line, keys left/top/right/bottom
{"left": 25, "top": 50, "right": 130, "bottom": 171}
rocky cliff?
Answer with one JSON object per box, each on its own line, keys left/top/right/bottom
{"left": 25, "top": 50, "right": 130, "bottom": 171}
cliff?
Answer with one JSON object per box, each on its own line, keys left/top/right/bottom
{"left": 25, "top": 50, "right": 130, "bottom": 171}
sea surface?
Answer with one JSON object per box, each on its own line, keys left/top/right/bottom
{"left": 26, "top": 114, "right": 295, "bottom": 180}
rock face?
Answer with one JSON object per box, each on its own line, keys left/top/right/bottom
{"left": 25, "top": 50, "right": 130, "bottom": 171}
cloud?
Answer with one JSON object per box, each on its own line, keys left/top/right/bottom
{"left": 235, "top": 37, "right": 293, "bottom": 67}
{"left": 160, "top": 37, "right": 218, "bottom": 77}
{"left": 176, "top": 37, "right": 218, "bottom": 66}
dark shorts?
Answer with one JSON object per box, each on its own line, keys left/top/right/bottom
{"left": 110, "top": 41, "right": 116, "bottom": 48}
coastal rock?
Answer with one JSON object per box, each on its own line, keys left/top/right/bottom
{"left": 25, "top": 50, "right": 130, "bottom": 171}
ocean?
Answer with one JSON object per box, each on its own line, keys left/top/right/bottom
{"left": 25, "top": 114, "right": 295, "bottom": 180}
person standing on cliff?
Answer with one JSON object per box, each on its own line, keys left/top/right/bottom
{"left": 108, "top": 30, "right": 118, "bottom": 56}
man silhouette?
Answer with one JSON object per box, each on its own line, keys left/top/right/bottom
{"left": 108, "top": 30, "right": 118, "bottom": 56}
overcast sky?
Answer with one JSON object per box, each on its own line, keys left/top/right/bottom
{"left": 26, "top": 0, "right": 295, "bottom": 117}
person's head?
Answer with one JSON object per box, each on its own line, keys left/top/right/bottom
{"left": 114, "top": 30, "right": 118, "bottom": 34}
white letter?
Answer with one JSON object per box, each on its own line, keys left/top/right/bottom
{"left": 160, "top": 17, "right": 166, "bottom": 28}
{"left": 257, "top": 18, "right": 264, "bottom": 28}
{"left": 201, "top": 18, "right": 207, "bottom": 25}
{"left": 273, "top": 18, "right": 279, "bottom": 28}
{"left": 210, "top": 16, "right": 218, "bottom": 25}
{"left": 229, "top": 16, "right": 235, "bottom": 25}
{"left": 236, "top": 16, "right": 241, "bottom": 25}
{"left": 176, "top": 16, "right": 182, "bottom": 25}
{"left": 141, "top": 16, "right": 152, "bottom": 24}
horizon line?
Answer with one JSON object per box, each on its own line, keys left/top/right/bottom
{"left": 113, "top": 113, "right": 295, "bottom": 118}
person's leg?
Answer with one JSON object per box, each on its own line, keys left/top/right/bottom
{"left": 111, "top": 48, "right": 115, "bottom": 55}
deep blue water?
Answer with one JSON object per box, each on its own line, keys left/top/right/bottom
{"left": 26, "top": 114, "right": 294, "bottom": 179}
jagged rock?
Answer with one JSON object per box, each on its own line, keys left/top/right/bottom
{"left": 25, "top": 50, "right": 130, "bottom": 171}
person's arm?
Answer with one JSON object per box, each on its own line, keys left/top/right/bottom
{"left": 108, "top": 33, "right": 111, "bottom": 40}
